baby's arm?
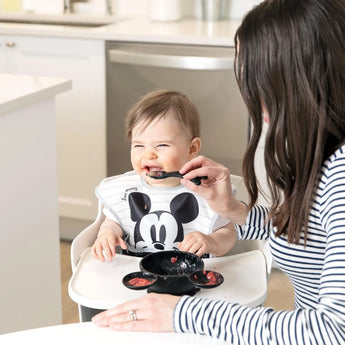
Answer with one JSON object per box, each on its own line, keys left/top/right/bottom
{"left": 178, "top": 223, "right": 237, "bottom": 257}
{"left": 91, "top": 217, "right": 127, "bottom": 262}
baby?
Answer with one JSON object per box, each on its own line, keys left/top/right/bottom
{"left": 91, "top": 90, "right": 236, "bottom": 262}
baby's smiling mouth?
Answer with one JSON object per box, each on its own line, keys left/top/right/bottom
{"left": 144, "top": 166, "right": 163, "bottom": 174}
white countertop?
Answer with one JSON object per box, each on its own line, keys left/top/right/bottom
{"left": 0, "top": 13, "right": 240, "bottom": 46}
{"left": 0, "top": 74, "right": 72, "bottom": 115}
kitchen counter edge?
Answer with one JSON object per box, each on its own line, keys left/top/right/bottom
{"left": 0, "top": 74, "right": 72, "bottom": 115}
{"left": 0, "top": 14, "right": 240, "bottom": 47}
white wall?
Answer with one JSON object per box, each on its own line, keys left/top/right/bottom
{"left": 2, "top": 0, "right": 262, "bottom": 19}
{"left": 115, "top": 0, "right": 262, "bottom": 19}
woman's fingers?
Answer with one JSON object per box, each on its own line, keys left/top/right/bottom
{"left": 180, "top": 155, "right": 224, "bottom": 178}
{"left": 109, "top": 319, "right": 169, "bottom": 332}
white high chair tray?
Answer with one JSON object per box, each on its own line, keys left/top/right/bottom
{"left": 68, "top": 249, "right": 267, "bottom": 310}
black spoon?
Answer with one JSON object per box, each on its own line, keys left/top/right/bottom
{"left": 147, "top": 171, "right": 207, "bottom": 185}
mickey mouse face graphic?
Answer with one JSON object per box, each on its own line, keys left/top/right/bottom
{"left": 128, "top": 192, "right": 199, "bottom": 251}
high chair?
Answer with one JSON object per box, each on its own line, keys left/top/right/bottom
{"left": 69, "top": 174, "right": 272, "bottom": 322}
{"left": 70, "top": 200, "right": 105, "bottom": 273}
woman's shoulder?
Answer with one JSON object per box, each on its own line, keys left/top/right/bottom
{"left": 319, "top": 144, "right": 345, "bottom": 192}
{"left": 323, "top": 144, "right": 345, "bottom": 171}
{"left": 330, "top": 144, "right": 345, "bottom": 159}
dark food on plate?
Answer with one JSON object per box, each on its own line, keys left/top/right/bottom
{"left": 123, "top": 251, "right": 223, "bottom": 295}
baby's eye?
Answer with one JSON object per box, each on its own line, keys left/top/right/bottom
{"left": 133, "top": 144, "right": 144, "bottom": 149}
{"left": 157, "top": 143, "right": 169, "bottom": 147}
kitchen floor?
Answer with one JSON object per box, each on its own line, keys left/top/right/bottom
{"left": 60, "top": 241, "right": 295, "bottom": 324}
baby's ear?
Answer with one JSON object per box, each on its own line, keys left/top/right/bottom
{"left": 189, "top": 137, "right": 201, "bottom": 159}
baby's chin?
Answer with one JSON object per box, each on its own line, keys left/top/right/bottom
{"left": 149, "top": 179, "right": 181, "bottom": 188}
{"left": 140, "top": 174, "right": 181, "bottom": 187}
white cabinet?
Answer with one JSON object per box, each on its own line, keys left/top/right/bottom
{"left": 0, "top": 36, "right": 19, "bottom": 72}
{"left": 1, "top": 35, "right": 106, "bottom": 226}
{"left": 0, "top": 74, "right": 71, "bottom": 334}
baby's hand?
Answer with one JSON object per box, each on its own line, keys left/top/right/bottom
{"left": 91, "top": 230, "right": 127, "bottom": 262}
{"left": 178, "top": 231, "right": 215, "bottom": 257}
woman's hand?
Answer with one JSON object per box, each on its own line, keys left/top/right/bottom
{"left": 180, "top": 156, "right": 248, "bottom": 225}
{"left": 92, "top": 293, "right": 179, "bottom": 332}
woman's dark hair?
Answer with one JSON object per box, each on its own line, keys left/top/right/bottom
{"left": 234, "top": 0, "right": 345, "bottom": 244}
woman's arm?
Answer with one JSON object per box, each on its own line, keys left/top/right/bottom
{"left": 208, "top": 223, "right": 238, "bottom": 256}
{"left": 174, "top": 157, "right": 345, "bottom": 344}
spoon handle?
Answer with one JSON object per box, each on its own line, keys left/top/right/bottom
{"left": 190, "top": 175, "right": 208, "bottom": 185}
{"left": 148, "top": 171, "right": 207, "bottom": 185}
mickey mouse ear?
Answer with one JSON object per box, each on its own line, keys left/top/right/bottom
{"left": 170, "top": 192, "right": 199, "bottom": 224}
{"left": 128, "top": 192, "right": 151, "bottom": 221}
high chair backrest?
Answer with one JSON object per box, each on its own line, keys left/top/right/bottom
{"left": 70, "top": 200, "right": 105, "bottom": 271}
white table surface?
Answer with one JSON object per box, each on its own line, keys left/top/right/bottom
{"left": 69, "top": 249, "right": 267, "bottom": 310}
{"left": 0, "top": 322, "right": 227, "bottom": 345}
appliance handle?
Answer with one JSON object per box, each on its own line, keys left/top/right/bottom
{"left": 108, "top": 49, "right": 234, "bottom": 70}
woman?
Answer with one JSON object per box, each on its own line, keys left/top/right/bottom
{"left": 92, "top": 0, "right": 345, "bottom": 343}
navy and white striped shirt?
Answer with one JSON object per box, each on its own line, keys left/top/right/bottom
{"left": 174, "top": 145, "right": 345, "bottom": 344}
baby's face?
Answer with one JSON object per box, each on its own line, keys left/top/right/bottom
{"left": 130, "top": 113, "right": 198, "bottom": 187}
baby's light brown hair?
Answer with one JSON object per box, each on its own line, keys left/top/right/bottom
{"left": 125, "top": 90, "right": 200, "bottom": 141}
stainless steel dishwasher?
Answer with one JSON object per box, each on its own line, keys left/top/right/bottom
{"left": 106, "top": 41, "right": 250, "bottom": 177}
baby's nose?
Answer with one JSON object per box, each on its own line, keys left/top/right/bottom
{"left": 144, "top": 150, "right": 157, "bottom": 159}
